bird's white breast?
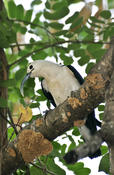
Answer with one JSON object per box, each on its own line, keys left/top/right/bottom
{"left": 46, "top": 66, "right": 80, "bottom": 106}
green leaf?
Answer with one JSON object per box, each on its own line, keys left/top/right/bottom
{"left": 103, "top": 29, "right": 110, "bottom": 41}
{"left": 8, "top": 128, "right": 16, "bottom": 141}
{"left": 16, "top": 4, "right": 24, "bottom": 20}
{"left": 74, "top": 49, "right": 86, "bottom": 57}
{"left": 54, "top": 30, "right": 68, "bottom": 36}
{"left": 13, "top": 22, "right": 27, "bottom": 34}
{"left": 67, "top": 134, "right": 75, "bottom": 143}
{"left": 0, "top": 31, "right": 9, "bottom": 48}
{"left": 100, "top": 10, "right": 111, "bottom": 19}
{"left": 101, "top": 145, "right": 108, "bottom": 155}
{"left": 20, "top": 26, "right": 27, "bottom": 34}
{"left": 8, "top": 1, "right": 17, "bottom": 18}
{"left": 0, "top": 79, "right": 16, "bottom": 87}
{"left": 61, "top": 144, "right": 67, "bottom": 156}
{"left": 68, "top": 43, "right": 80, "bottom": 51}
{"left": 31, "top": 0, "right": 42, "bottom": 7}
{"left": 89, "top": 22, "right": 101, "bottom": 29}
{"left": 24, "top": 10, "right": 33, "bottom": 22}
{"left": 78, "top": 57, "right": 90, "bottom": 66}
{"left": 50, "top": 141, "right": 61, "bottom": 158}
{"left": 75, "top": 167, "right": 91, "bottom": 175}
{"left": 60, "top": 53, "right": 73, "bottom": 65}
{"left": 44, "top": 7, "right": 69, "bottom": 20}
{"left": 86, "top": 62, "right": 95, "bottom": 74}
{"left": 98, "top": 105, "right": 105, "bottom": 111}
{"left": 99, "top": 113, "right": 104, "bottom": 120}
{"left": 0, "top": 97, "right": 7, "bottom": 107}
{"left": 68, "top": 142, "right": 76, "bottom": 152}
{"left": 72, "top": 127, "right": 80, "bottom": 136}
{"left": 67, "top": 162, "right": 91, "bottom": 175}
{"left": 30, "top": 102, "right": 40, "bottom": 108}
{"left": 23, "top": 78, "right": 35, "bottom": 97}
{"left": 8, "top": 88, "right": 21, "bottom": 103}
{"left": 45, "top": 1, "right": 50, "bottom": 9}
{"left": 88, "top": 49, "right": 106, "bottom": 61}
{"left": 90, "top": 16, "right": 105, "bottom": 24}
{"left": 52, "top": 1, "right": 68, "bottom": 10}
{"left": 36, "top": 89, "right": 47, "bottom": 101}
{"left": 66, "top": 12, "right": 79, "bottom": 24}
{"left": 78, "top": 30, "right": 88, "bottom": 40}
{"left": 32, "top": 12, "right": 42, "bottom": 25}
{"left": 99, "top": 153, "right": 110, "bottom": 174}
{"left": 52, "top": 141, "right": 61, "bottom": 151}
{"left": 47, "top": 158, "right": 66, "bottom": 175}
{"left": 109, "top": 27, "right": 114, "bottom": 38}
{"left": 48, "top": 22, "right": 64, "bottom": 30}
{"left": 32, "top": 51, "right": 47, "bottom": 60}
{"left": 30, "top": 166, "right": 46, "bottom": 175}
{"left": 0, "top": 19, "right": 16, "bottom": 47}
{"left": 15, "top": 69, "right": 26, "bottom": 81}
{"left": 87, "top": 43, "right": 102, "bottom": 52}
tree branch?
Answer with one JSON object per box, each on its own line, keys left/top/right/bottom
{"left": 8, "top": 39, "right": 111, "bottom": 68}
{"left": 10, "top": 18, "right": 57, "bottom": 40}
{"left": 30, "top": 162, "right": 56, "bottom": 175}
{"left": 1, "top": 41, "right": 114, "bottom": 174}
{"left": 10, "top": 40, "right": 110, "bottom": 48}
{"left": 101, "top": 38, "right": 114, "bottom": 174}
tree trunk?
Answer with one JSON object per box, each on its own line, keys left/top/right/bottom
{"left": 0, "top": 1, "right": 9, "bottom": 175}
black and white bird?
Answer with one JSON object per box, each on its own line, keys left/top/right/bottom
{"left": 20, "top": 60, "right": 101, "bottom": 159}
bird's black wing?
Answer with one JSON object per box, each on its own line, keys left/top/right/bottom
{"left": 67, "top": 65, "right": 84, "bottom": 85}
{"left": 67, "top": 64, "right": 101, "bottom": 130}
{"left": 67, "top": 65, "right": 101, "bottom": 158}
{"left": 41, "top": 80, "right": 56, "bottom": 107}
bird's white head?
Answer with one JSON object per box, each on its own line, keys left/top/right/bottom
{"left": 20, "top": 60, "right": 54, "bottom": 96}
{"left": 20, "top": 60, "right": 40, "bottom": 96}
{"left": 27, "top": 61, "right": 41, "bottom": 78}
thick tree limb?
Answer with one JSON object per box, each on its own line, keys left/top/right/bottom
{"left": 101, "top": 39, "right": 114, "bottom": 174}
{"left": 1, "top": 39, "right": 114, "bottom": 175}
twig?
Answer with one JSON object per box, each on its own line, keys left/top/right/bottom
{"left": 0, "top": 112, "right": 17, "bottom": 130}
{"left": 10, "top": 19, "right": 58, "bottom": 41}
{"left": 30, "top": 162, "right": 56, "bottom": 175}
{"left": 8, "top": 113, "right": 23, "bottom": 143}
{"left": 10, "top": 41, "right": 46, "bottom": 47}
{"left": 10, "top": 39, "right": 110, "bottom": 48}
{"left": 7, "top": 108, "right": 18, "bottom": 135}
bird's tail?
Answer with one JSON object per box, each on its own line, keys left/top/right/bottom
{"left": 88, "top": 148, "right": 101, "bottom": 159}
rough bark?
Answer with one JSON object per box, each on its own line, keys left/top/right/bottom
{"left": 0, "top": 1, "right": 8, "bottom": 175}
{"left": 110, "top": 146, "right": 114, "bottom": 175}
{"left": 1, "top": 40, "right": 114, "bottom": 175}
{"left": 0, "top": 49, "right": 8, "bottom": 175}
{"left": 101, "top": 41, "right": 114, "bottom": 175}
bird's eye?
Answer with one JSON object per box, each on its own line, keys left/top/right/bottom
{"left": 29, "top": 65, "right": 33, "bottom": 70}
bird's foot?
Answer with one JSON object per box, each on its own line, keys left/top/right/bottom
{"left": 43, "top": 110, "right": 50, "bottom": 120}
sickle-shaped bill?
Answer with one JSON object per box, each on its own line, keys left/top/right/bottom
{"left": 20, "top": 72, "right": 31, "bottom": 97}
